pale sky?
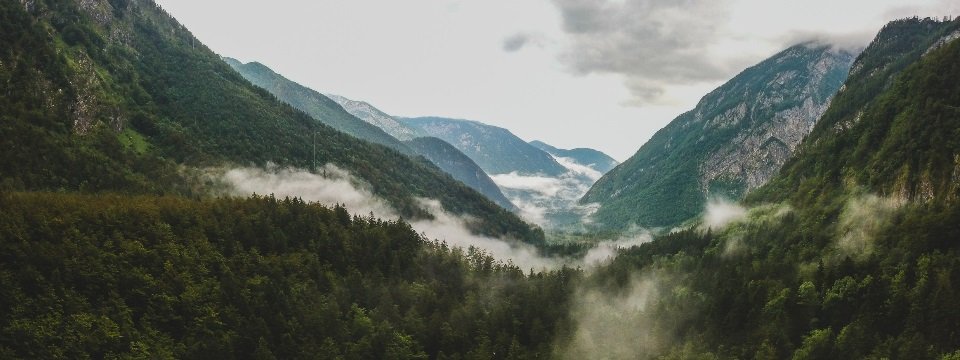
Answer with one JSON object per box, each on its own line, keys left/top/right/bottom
{"left": 154, "top": 0, "right": 957, "bottom": 161}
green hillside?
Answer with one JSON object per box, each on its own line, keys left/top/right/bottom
{"left": 581, "top": 43, "right": 855, "bottom": 230}
{"left": 0, "top": 192, "right": 573, "bottom": 359}
{"left": 0, "top": 0, "right": 541, "bottom": 243}
{"left": 553, "top": 17, "right": 960, "bottom": 359}
{"left": 223, "top": 58, "right": 414, "bottom": 156}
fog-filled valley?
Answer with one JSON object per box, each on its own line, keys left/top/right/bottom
{"left": 1, "top": 0, "right": 960, "bottom": 358}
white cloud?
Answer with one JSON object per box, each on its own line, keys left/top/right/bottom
{"left": 554, "top": 155, "right": 604, "bottom": 182}
{"left": 701, "top": 198, "right": 748, "bottom": 230}
{"left": 490, "top": 170, "right": 599, "bottom": 228}
{"left": 835, "top": 194, "right": 901, "bottom": 261}
{"left": 218, "top": 165, "right": 659, "bottom": 270}
{"left": 582, "top": 231, "right": 653, "bottom": 266}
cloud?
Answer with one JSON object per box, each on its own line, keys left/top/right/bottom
{"left": 883, "top": 0, "right": 960, "bottom": 21}
{"left": 582, "top": 230, "right": 653, "bottom": 266}
{"left": 554, "top": 155, "right": 604, "bottom": 182}
{"left": 490, "top": 169, "right": 599, "bottom": 228}
{"left": 835, "top": 194, "right": 901, "bottom": 261}
{"left": 701, "top": 198, "right": 747, "bottom": 230}
{"left": 222, "top": 165, "right": 397, "bottom": 218}
{"left": 558, "top": 267, "right": 701, "bottom": 359}
{"left": 775, "top": 30, "right": 874, "bottom": 53}
{"left": 550, "top": 0, "right": 743, "bottom": 104}
{"left": 218, "top": 165, "right": 559, "bottom": 270}
{"left": 503, "top": 33, "right": 532, "bottom": 52}
{"left": 490, "top": 172, "right": 569, "bottom": 198}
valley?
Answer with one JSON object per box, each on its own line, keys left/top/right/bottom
{"left": 1, "top": 0, "right": 959, "bottom": 358}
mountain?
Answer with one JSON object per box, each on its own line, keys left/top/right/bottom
{"left": 557, "top": 17, "right": 960, "bottom": 359}
{"left": 318, "top": 94, "right": 516, "bottom": 211}
{"left": 0, "top": 0, "right": 540, "bottom": 243}
{"left": 402, "top": 117, "right": 568, "bottom": 176}
{"left": 223, "top": 58, "right": 413, "bottom": 155}
{"left": 529, "top": 140, "right": 619, "bottom": 174}
{"left": 753, "top": 17, "right": 960, "bottom": 206}
{"left": 327, "top": 94, "right": 421, "bottom": 141}
{"left": 404, "top": 136, "right": 517, "bottom": 211}
{"left": 581, "top": 42, "right": 857, "bottom": 230}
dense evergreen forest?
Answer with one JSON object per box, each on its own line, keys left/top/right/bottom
{"left": 0, "top": 0, "right": 542, "bottom": 244}
{"left": 0, "top": 192, "right": 575, "bottom": 359}
{"left": 561, "top": 18, "right": 960, "bottom": 359}
{"left": 1, "top": 0, "right": 959, "bottom": 358}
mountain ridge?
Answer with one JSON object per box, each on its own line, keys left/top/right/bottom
{"left": 401, "top": 116, "right": 569, "bottom": 176}
{"left": 582, "top": 41, "right": 857, "bottom": 229}
{"left": 529, "top": 140, "right": 619, "bottom": 174}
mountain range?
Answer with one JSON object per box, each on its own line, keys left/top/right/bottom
{"left": 225, "top": 60, "right": 517, "bottom": 211}
{"left": 401, "top": 116, "right": 570, "bottom": 176}
{"left": 582, "top": 42, "right": 857, "bottom": 230}
{"left": 2, "top": 0, "right": 960, "bottom": 358}
{"left": 223, "top": 58, "right": 414, "bottom": 156}
{"left": 530, "top": 140, "right": 619, "bottom": 174}
{"left": 0, "top": 0, "right": 538, "bottom": 243}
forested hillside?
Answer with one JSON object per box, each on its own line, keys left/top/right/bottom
{"left": 224, "top": 58, "right": 414, "bottom": 156}
{"left": 0, "top": 0, "right": 541, "bottom": 243}
{"left": 551, "top": 17, "right": 960, "bottom": 359}
{"left": 0, "top": 192, "right": 575, "bottom": 359}
{"left": 582, "top": 42, "right": 855, "bottom": 230}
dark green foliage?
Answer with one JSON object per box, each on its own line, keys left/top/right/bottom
{"left": 0, "top": 192, "right": 576, "bottom": 359}
{"left": 560, "top": 17, "right": 960, "bottom": 359}
{"left": 582, "top": 43, "right": 855, "bottom": 230}
{"left": 0, "top": 0, "right": 542, "bottom": 244}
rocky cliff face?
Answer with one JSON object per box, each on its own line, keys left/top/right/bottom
{"left": 699, "top": 45, "right": 855, "bottom": 194}
{"left": 581, "top": 42, "right": 857, "bottom": 230}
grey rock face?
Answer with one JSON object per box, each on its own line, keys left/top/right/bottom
{"left": 699, "top": 49, "right": 851, "bottom": 193}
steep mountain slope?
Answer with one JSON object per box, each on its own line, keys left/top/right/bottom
{"left": 582, "top": 42, "right": 857, "bottom": 229}
{"left": 0, "top": 0, "right": 541, "bottom": 243}
{"left": 0, "top": 192, "right": 573, "bottom": 359}
{"left": 753, "top": 17, "right": 960, "bottom": 206}
{"left": 404, "top": 136, "right": 517, "bottom": 211}
{"left": 223, "top": 58, "right": 413, "bottom": 155}
{"left": 529, "top": 140, "right": 619, "bottom": 174}
{"left": 327, "top": 94, "right": 421, "bottom": 141}
{"left": 558, "top": 17, "right": 960, "bottom": 359}
{"left": 402, "top": 117, "right": 568, "bottom": 176}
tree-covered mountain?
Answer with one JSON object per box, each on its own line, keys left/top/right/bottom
{"left": 582, "top": 42, "right": 857, "bottom": 230}
{"left": 402, "top": 117, "right": 569, "bottom": 176}
{"left": 327, "top": 94, "right": 422, "bottom": 141}
{"left": 752, "top": 17, "right": 960, "bottom": 207}
{"left": 0, "top": 192, "right": 574, "bottom": 359}
{"left": 529, "top": 140, "right": 619, "bottom": 174}
{"left": 223, "top": 58, "right": 413, "bottom": 156}
{"left": 404, "top": 136, "right": 517, "bottom": 211}
{"left": 554, "top": 17, "right": 960, "bottom": 359}
{"left": 0, "top": 0, "right": 541, "bottom": 243}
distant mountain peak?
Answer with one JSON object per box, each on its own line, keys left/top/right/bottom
{"left": 326, "top": 94, "right": 421, "bottom": 141}
{"left": 402, "top": 117, "right": 568, "bottom": 176}
{"left": 529, "top": 140, "right": 619, "bottom": 175}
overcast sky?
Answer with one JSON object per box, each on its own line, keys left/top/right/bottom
{"left": 155, "top": 0, "right": 957, "bottom": 161}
